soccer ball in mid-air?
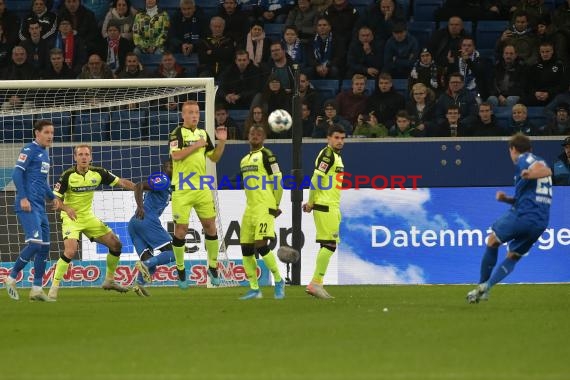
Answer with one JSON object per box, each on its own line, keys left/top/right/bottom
{"left": 268, "top": 109, "right": 292, "bottom": 133}
{"left": 277, "top": 246, "right": 300, "bottom": 264}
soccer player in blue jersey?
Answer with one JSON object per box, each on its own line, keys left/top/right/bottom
{"left": 128, "top": 160, "right": 176, "bottom": 296}
{"left": 5, "top": 120, "right": 56, "bottom": 301}
{"left": 467, "top": 133, "right": 552, "bottom": 303}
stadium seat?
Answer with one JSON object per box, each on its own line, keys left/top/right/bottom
{"left": 392, "top": 79, "right": 408, "bottom": 98}
{"left": 543, "top": 0, "right": 556, "bottom": 10}
{"left": 413, "top": 0, "right": 443, "bottom": 22}
{"left": 407, "top": 21, "right": 436, "bottom": 50}
{"left": 438, "top": 21, "right": 473, "bottom": 36}
{"left": 148, "top": 111, "right": 181, "bottom": 139}
{"left": 311, "top": 80, "right": 340, "bottom": 102}
{"left": 475, "top": 21, "right": 509, "bottom": 50}
{"left": 72, "top": 113, "right": 110, "bottom": 142}
{"left": 264, "top": 23, "right": 285, "bottom": 40}
{"left": 0, "top": 115, "right": 34, "bottom": 143}
{"left": 109, "top": 110, "right": 146, "bottom": 141}
{"left": 174, "top": 54, "right": 199, "bottom": 77}
{"left": 228, "top": 109, "right": 250, "bottom": 125}
{"left": 201, "top": 5, "right": 219, "bottom": 19}
{"left": 38, "top": 112, "right": 72, "bottom": 143}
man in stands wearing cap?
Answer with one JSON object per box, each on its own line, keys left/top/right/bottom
{"left": 408, "top": 47, "right": 446, "bottom": 95}
{"left": 383, "top": 21, "right": 419, "bottom": 79}
{"left": 312, "top": 100, "right": 352, "bottom": 138}
{"left": 553, "top": 137, "right": 570, "bottom": 185}
{"left": 542, "top": 103, "right": 570, "bottom": 135}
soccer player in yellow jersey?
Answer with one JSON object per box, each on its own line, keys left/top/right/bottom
{"left": 238, "top": 125, "right": 285, "bottom": 300}
{"left": 169, "top": 100, "right": 227, "bottom": 288}
{"left": 48, "top": 145, "right": 136, "bottom": 300}
{"left": 303, "top": 124, "right": 346, "bottom": 299}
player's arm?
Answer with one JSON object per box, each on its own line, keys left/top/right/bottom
{"left": 522, "top": 161, "right": 552, "bottom": 180}
{"left": 116, "top": 178, "right": 136, "bottom": 191}
{"left": 169, "top": 127, "right": 209, "bottom": 161}
{"left": 207, "top": 128, "right": 227, "bottom": 163}
{"left": 94, "top": 166, "right": 135, "bottom": 190}
{"left": 13, "top": 149, "right": 32, "bottom": 211}
{"left": 304, "top": 148, "right": 334, "bottom": 212}
{"left": 496, "top": 191, "right": 515, "bottom": 205}
{"left": 52, "top": 171, "right": 77, "bottom": 220}
{"left": 264, "top": 149, "right": 283, "bottom": 207}
{"left": 134, "top": 181, "right": 153, "bottom": 219}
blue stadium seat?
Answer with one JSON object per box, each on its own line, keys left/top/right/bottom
{"left": 438, "top": 21, "right": 473, "bottom": 36}
{"left": 201, "top": 5, "right": 219, "bottom": 19}
{"left": 38, "top": 112, "right": 72, "bottom": 142}
{"left": 228, "top": 109, "right": 249, "bottom": 125}
{"left": 475, "top": 21, "right": 509, "bottom": 50}
{"left": 72, "top": 113, "right": 110, "bottom": 142}
{"left": 392, "top": 79, "right": 408, "bottom": 98}
{"left": 407, "top": 21, "right": 436, "bottom": 50}
{"left": 174, "top": 54, "right": 199, "bottom": 77}
{"left": 413, "top": 0, "right": 443, "bottom": 22}
{"left": 109, "top": 110, "right": 146, "bottom": 141}
{"left": 264, "top": 23, "right": 285, "bottom": 40}
{"left": 0, "top": 115, "right": 34, "bottom": 143}
{"left": 311, "top": 80, "right": 340, "bottom": 102}
{"left": 148, "top": 111, "right": 181, "bottom": 139}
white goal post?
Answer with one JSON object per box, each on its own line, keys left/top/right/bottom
{"left": 0, "top": 78, "right": 243, "bottom": 288}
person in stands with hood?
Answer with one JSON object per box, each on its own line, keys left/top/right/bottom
{"left": 553, "top": 136, "right": 570, "bottom": 185}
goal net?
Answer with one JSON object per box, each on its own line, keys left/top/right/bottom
{"left": 0, "top": 78, "right": 240, "bottom": 289}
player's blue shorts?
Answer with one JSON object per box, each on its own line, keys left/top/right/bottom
{"left": 128, "top": 215, "right": 172, "bottom": 256}
{"left": 16, "top": 210, "right": 49, "bottom": 245}
{"left": 492, "top": 211, "right": 546, "bottom": 256}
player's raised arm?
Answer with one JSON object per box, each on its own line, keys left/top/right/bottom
{"left": 117, "top": 178, "right": 136, "bottom": 191}
{"left": 522, "top": 161, "right": 552, "bottom": 179}
{"left": 207, "top": 127, "right": 227, "bottom": 163}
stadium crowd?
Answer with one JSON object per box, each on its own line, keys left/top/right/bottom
{"left": 2, "top": 0, "right": 570, "bottom": 139}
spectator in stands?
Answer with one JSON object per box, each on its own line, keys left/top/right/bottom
{"left": 0, "top": 22, "right": 14, "bottom": 67}
{"left": 506, "top": 103, "right": 539, "bottom": 135}
{"left": 21, "top": 18, "right": 52, "bottom": 71}
{"left": 20, "top": 0, "right": 57, "bottom": 42}
{"left": 196, "top": 16, "right": 235, "bottom": 78}
{"left": 553, "top": 136, "right": 570, "bottom": 185}
{"left": 285, "top": 0, "right": 317, "bottom": 42}
{"left": 58, "top": 0, "right": 99, "bottom": 54}
{"left": 168, "top": 0, "right": 207, "bottom": 56}
{"left": 435, "top": 0, "right": 502, "bottom": 22}
{"left": 258, "top": 0, "right": 294, "bottom": 24}
{"left": 312, "top": 0, "right": 332, "bottom": 13}
{"left": 245, "top": 20, "right": 271, "bottom": 67}
{"left": 217, "top": 49, "right": 263, "bottom": 109}
{"left": 41, "top": 47, "right": 76, "bottom": 78}
{"left": 154, "top": 50, "right": 186, "bottom": 78}
{"left": 353, "top": 113, "right": 388, "bottom": 138}
{"left": 427, "top": 16, "right": 469, "bottom": 67}
{"left": 383, "top": 22, "right": 419, "bottom": 79}
{"left": 218, "top": 0, "right": 249, "bottom": 45}
{"left": 96, "top": 22, "right": 134, "bottom": 75}
{"left": 487, "top": 44, "right": 527, "bottom": 108}
{"left": 306, "top": 15, "right": 343, "bottom": 79}
{"left": 541, "top": 103, "right": 570, "bottom": 135}
{"left": 507, "top": 0, "right": 549, "bottom": 27}
{"left": 300, "top": 101, "right": 315, "bottom": 137}
{"left": 435, "top": 72, "right": 478, "bottom": 126}
{"left": 553, "top": 0, "right": 570, "bottom": 62}
{"left": 282, "top": 25, "right": 306, "bottom": 69}
{"left": 101, "top": 0, "right": 138, "bottom": 41}
{"left": 243, "top": 105, "right": 270, "bottom": 139}
{"left": 436, "top": 105, "right": 468, "bottom": 137}
{"left": 470, "top": 102, "right": 504, "bottom": 136}
{"left": 522, "top": 41, "right": 567, "bottom": 107}
{"left": 116, "top": 51, "right": 149, "bottom": 78}
{"left": 265, "top": 40, "right": 294, "bottom": 92}
{"left": 496, "top": 11, "right": 538, "bottom": 67}
{"left": 324, "top": 0, "right": 358, "bottom": 48}
{"left": 347, "top": 25, "right": 383, "bottom": 79}
{"left": 406, "top": 83, "right": 437, "bottom": 136}
{"left": 335, "top": 73, "right": 369, "bottom": 125}
{"left": 251, "top": 73, "right": 292, "bottom": 116}
{"left": 389, "top": 111, "right": 425, "bottom": 137}
{"left": 535, "top": 14, "right": 568, "bottom": 64}
{"left": 354, "top": 0, "right": 406, "bottom": 43}
{"left": 298, "top": 72, "right": 320, "bottom": 117}
{"left": 447, "top": 36, "right": 489, "bottom": 100}
{"left": 50, "top": 17, "right": 87, "bottom": 75}
{"left": 133, "top": 0, "right": 170, "bottom": 56}
{"left": 215, "top": 103, "right": 242, "bottom": 140}
{"left": 1, "top": 47, "right": 36, "bottom": 110}
{"left": 409, "top": 48, "right": 446, "bottom": 96}
{"left": 77, "top": 53, "right": 114, "bottom": 79}
{"left": 0, "top": 0, "right": 21, "bottom": 45}
{"left": 313, "top": 99, "right": 352, "bottom": 137}
{"left": 365, "top": 72, "right": 405, "bottom": 127}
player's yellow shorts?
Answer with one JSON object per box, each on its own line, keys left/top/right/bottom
{"left": 61, "top": 213, "right": 112, "bottom": 240}
{"left": 240, "top": 208, "right": 277, "bottom": 244}
{"left": 313, "top": 204, "right": 341, "bottom": 244}
{"left": 172, "top": 189, "right": 217, "bottom": 223}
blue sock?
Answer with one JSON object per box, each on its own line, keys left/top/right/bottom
{"left": 32, "top": 245, "right": 49, "bottom": 287}
{"left": 10, "top": 243, "right": 41, "bottom": 279}
{"left": 488, "top": 257, "right": 518, "bottom": 288}
{"left": 144, "top": 250, "right": 175, "bottom": 269}
{"left": 479, "top": 246, "right": 498, "bottom": 283}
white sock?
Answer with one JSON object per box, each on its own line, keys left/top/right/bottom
{"left": 32, "top": 285, "right": 42, "bottom": 292}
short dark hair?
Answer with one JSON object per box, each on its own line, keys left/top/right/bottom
{"left": 34, "top": 120, "right": 53, "bottom": 133}
{"left": 446, "top": 105, "right": 460, "bottom": 113}
{"left": 327, "top": 124, "right": 345, "bottom": 136}
{"left": 396, "top": 110, "right": 411, "bottom": 120}
{"left": 509, "top": 133, "right": 532, "bottom": 153}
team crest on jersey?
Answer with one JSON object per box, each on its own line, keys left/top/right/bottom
{"left": 18, "top": 153, "right": 27, "bottom": 163}
{"left": 65, "top": 230, "right": 71, "bottom": 236}
{"left": 170, "top": 140, "right": 178, "bottom": 148}
{"left": 91, "top": 179, "right": 97, "bottom": 184}
{"left": 54, "top": 183, "right": 61, "bottom": 192}
{"left": 173, "top": 214, "right": 179, "bottom": 220}
{"left": 318, "top": 161, "right": 329, "bottom": 172}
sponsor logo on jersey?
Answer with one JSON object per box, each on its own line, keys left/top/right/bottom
{"left": 41, "top": 162, "right": 50, "bottom": 174}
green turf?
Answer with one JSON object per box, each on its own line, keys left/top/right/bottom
{"left": 1, "top": 285, "right": 569, "bottom": 380}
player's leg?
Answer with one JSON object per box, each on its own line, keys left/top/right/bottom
{"left": 48, "top": 237, "right": 79, "bottom": 300}
{"left": 29, "top": 213, "right": 53, "bottom": 301}
{"left": 5, "top": 211, "right": 44, "bottom": 300}
{"left": 94, "top": 230, "right": 128, "bottom": 293}
{"left": 239, "top": 212, "right": 262, "bottom": 299}
{"left": 253, "top": 212, "right": 284, "bottom": 299}
{"left": 196, "top": 190, "right": 221, "bottom": 286}
{"left": 128, "top": 217, "right": 153, "bottom": 284}
{"left": 172, "top": 191, "right": 192, "bottom": 288}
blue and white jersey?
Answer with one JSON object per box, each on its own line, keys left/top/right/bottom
{"left": 512, "top": 152, "right": 552, "bottom": 226}
{"left": 13, "top": 141, "right": 52, "bottom": 212}
{"left": 143, "top": 174, "right": 172, "bottom": 217}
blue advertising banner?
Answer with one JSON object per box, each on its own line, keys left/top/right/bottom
{"left": 0, "top": 260, "right": 270, "bottom": 288}
{"left": 338, "top": 187, "right": 570, "bottom": 285}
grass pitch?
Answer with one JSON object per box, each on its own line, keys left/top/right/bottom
{"left": 1, "top": 285, "right": 569, "bottom": 380}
